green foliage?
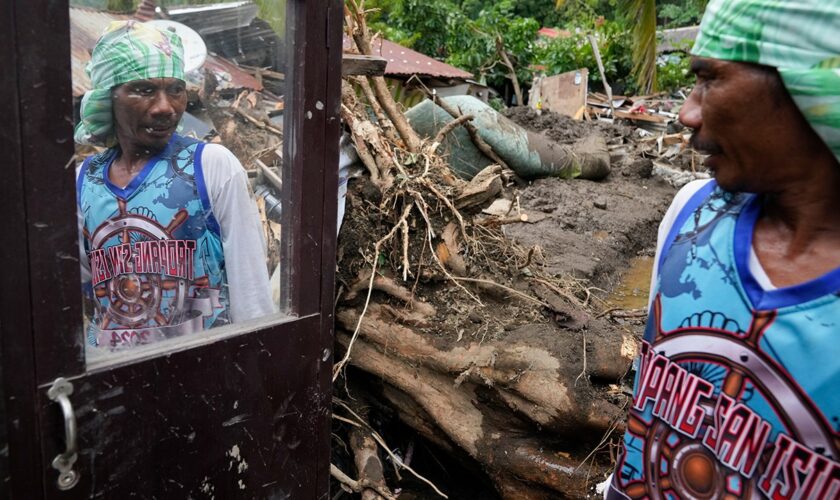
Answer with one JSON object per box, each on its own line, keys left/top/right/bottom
{"left": 105, "top": 0, "right": 136, "bottom": 11}
{"left": 658, "top": 0, "right": 706, "bottom": 28}
{"left": 623, "top": 0, "right": 658, "bottom": 93}
{"left": 553, "top": 0, "right": 621, "bottom": 27}
{"left": 487, "top": 97, "right": 507, "bottom": 112}
{"left": 367, "top": 0, "right": 466, "bottom": 58}
{"left": 656, "top": 52, "right": 693, "bottom": 91}
{"left": 536, "top": 18, "right": 637, "bottom": 93}
{"left": 509, "top": 0, "right": 564, "bottom": 26}
{"left": 446, "top": 2, "right": 541, "bottom": 89}
{"left": 362, "top": 0, "right": 704, "bottom": 100}
{"left": 367, "top": 0, "right": 540, "bottom": 92}
{"left": 253, "top": 0, "right": 287, "bottom": 37}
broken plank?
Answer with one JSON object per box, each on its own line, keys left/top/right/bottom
{"left": 342, "top": 54, "right": 388, "bottom": 77}
{"left": 614, "top": 110, "right": 669, "bottom": 123}
{"left": 639, "top": 132, "right": 688, "bottom": 145}
{"left": 536, "top": 68, "right": 588, "bottom": 118}
{"left": 255, "top": 159, "right": 283, "bottom": 191}
{"left": 239, "top": 64, "right": 286, "bottom": 81}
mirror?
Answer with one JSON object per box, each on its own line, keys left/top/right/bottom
{"left": 69, "top": 0, "right": 292, "bottom": 361}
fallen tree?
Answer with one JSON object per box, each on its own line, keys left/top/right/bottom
{"left": 332, "top": 2, "right": 638, "bottom": 497}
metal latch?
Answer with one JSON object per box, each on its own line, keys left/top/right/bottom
{"left": 47, "top": 378, "right": 79, "bottom": 490}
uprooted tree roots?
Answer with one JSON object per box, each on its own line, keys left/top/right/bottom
{"left": 332, "top": 2, "right": 638, "bottom": 498}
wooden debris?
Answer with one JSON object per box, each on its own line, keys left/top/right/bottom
{"left": 614, "top": 109, "right": 668, "bottom": 123}
{"left": 588, "top": 35, "right": 615, "bottom": 118}
{"left": 439, "top": 222, "right": 468, "bottom": 276}
{"left": 481, "top": 198, "right": 513, "bottom": 216}
{"left": 239, "top": 64, "right": 286, "bottom": 81}
{"left": 342, "top": 53, "right": 388, "bottom": 77}
{"left": 531, "top": 68, "right": 589, "bottom": 118}
{"left": 255, "top": 159, "right": 282, "bottom": 191}
{"left": 231, "top": 90, "right": 283, "bottom": 136}
{"left": 639, "top": 132, "right": 688, "bottom": 145}
{"left": 345, "top": 1, "right": 422, "bottom": 152}
{"left": 330, "top": 5, "right": 655, "bottom": 498}
{"left": 330, "top": 464, "right": 397, "bottom": 500}
{"left": 454, "top": 164, "right": 503, "bottom": 209}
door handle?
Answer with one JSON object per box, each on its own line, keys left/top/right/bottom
{"left": 47, "top": 378, "right": 79, "bottom": 490}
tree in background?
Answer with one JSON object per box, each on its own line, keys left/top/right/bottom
{"left": 553, "top": 0, "right": 621, "bottom": 25}
{"left": 624, "top": 0, "right": 657, "bottom": 93}
{"left": 659, "top": 0, "right": 708, "bottom": 27}
{"left": 446, "top": 1, "right": 540, "bottom": 105}
{"left": 253, "top": 0, "right": 286, "bottom": 37}
{"left": 554, "top": 0, "right": 656, "bottom": 93}
{"left": 87, "top": 0, "right": 702, "bottom": 97}
{"left": 536, "top": 17, "right": 636, "bottom": 94}
{"left": 364, "top": 0, "right": 463, "bottom": 59}
{"left": 106, "top": 0, "right": 135, "bottom": 11}
{"left": 553, "top": 0, "right": 705, "bottom": 93}
{"left": 366, "top": 0, "right": 540, "bottom": 104}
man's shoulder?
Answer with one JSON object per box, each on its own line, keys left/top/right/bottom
{"left": 200, "top": 142, "right": 238, "bottom": 162}
{"left": 196, "top": 142, "right": 247, "bottom": 195}
{"left": 80, "top": 147, "right": 118, "bottom": 174}
{"left": 199, "top": 143, "right": 244, "bottom": 175}
{"left": 672, "top": 178, "right": 716, "bottom": 206}
{"left": 662, "top": 179, "right": 716, "bottom": 222}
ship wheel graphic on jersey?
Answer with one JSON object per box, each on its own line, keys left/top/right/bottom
{"left": 622, "top": 296, "right": 839, "bottom": 500}
{"left": 88, "top": 200, "right": 196, "bottom": 329}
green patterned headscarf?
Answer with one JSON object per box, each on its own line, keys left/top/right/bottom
{"left": 74, "top": 21, "right": 185, "bottom": 147}
{"left": 692, "top": 0, "right": 840, "bottom": 163}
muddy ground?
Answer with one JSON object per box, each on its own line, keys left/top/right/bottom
{"left": 333, "top": 107, "right": 682, "bottom": 499}
{"left": 502, "top": 108, "right": 676, "bottom": 290}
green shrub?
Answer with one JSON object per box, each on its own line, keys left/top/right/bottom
{"left": 656, "top": 52, "right": 693, "bottom": 92}
{"left": 535, "top": 18, "right": 637, "bottom": 94}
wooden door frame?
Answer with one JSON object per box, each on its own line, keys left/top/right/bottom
{"left": 0, "top": 0, "right": 342, "bottom": 497}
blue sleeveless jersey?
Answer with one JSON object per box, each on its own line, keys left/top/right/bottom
{"left": 78, "top": 134, "right": 230, "bottom": 350}
{"left": 609, "top": 181, "right": 840, "bottom": 500}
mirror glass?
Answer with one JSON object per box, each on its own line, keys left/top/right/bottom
{"left": 69, "top": 0, "right": 292, "bottom": 364}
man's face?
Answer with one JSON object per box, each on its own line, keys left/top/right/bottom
{"left": 679, "top": 57, "right": 811, "bottom": 192}
{"left": 112, "top": 77, "right": 187, "bottom": 151}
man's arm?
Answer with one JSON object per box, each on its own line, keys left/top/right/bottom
{"left": 200, "top": 144, "right": 277, "bottom": 323}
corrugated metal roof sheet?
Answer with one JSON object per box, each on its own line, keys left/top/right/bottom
{"left": 134, "top": 0, "right": 157, "bottom": 22}
{"left": 537, "top": 27, "right": 572, "bottom": 39}
{"left": 203, "top": 54, "right": 263, "bottom": 91}
{"left": 343, "top": 35, "right": 472, "bottom": 80}
{"left": 70, "top": 6, "right": 129, "bottom": 97}
{"left": 167, "top": 1, "right": 257, "bottom": 36}
{"left": 70, "top": 6, "right": 262, "bottom": 97}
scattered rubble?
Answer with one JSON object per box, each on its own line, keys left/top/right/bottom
{"left": 72, "top": 3, "right": 713, "bottom": 498}
{"left": 331, "top": 5, "right": 713, "bottom": 500}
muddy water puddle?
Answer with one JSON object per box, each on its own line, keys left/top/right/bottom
{"left": 607, "top": 256, "right": 654, "bottom": 310}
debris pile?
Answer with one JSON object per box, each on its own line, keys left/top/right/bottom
{"left": 72, "top": 4, "right": 710, "bottom": 497}
{"left": 327, "top": 3, "right": 712, "bottom": 499}
{"left": 330, "top": 3, "right": 721, "bottom": 498}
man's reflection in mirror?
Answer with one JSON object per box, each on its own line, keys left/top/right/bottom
{"left": 76, "top": 21, "right": 275, "bottom": 352}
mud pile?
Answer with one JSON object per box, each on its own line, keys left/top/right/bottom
{"left": 333, "top": 91, "right": 680, "bottom": 499}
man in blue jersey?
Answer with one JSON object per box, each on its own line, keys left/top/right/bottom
{"left": 76, "top": 21, "right": 275, "bottom": 352}
{"left": 605, "top": 1, "right": 840, "bottom": 498}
